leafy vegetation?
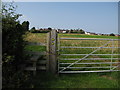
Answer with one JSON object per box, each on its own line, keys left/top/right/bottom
{"left": 110, "top": 33, "right": 115, "bottom": 36}
{"left": 69, "top": 29, "right": 85, "bottom": 34}
{"left": 2, "top": 2, "right": 30, "bottom": 88}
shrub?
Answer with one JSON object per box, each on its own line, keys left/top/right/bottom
{"left": 110, "top": 33, "right": 115, "bottom": 36}
{"left": 2, "top": 2, "right": 30, "bottom": 88}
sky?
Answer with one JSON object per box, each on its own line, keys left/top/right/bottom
{"left": 3, "top": 0, "right": 120, "bottom": 2}
{"left": 12, "top": 2, "right": 118, "bottom": 34}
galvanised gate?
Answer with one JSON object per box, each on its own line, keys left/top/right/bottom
{"left": 24, "top": 30, "right": 120, "bottom": 75}
{"left": 57, "top": 36, "right": 120, "bottom": 73}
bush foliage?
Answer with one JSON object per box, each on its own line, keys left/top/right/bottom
{"left": 2, "top": 2, "right": 30, "bottom": 88}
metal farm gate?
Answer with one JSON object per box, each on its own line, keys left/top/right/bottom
{"left": 24, "top": 30, "right": 120, "bottom": 75}
{"left": 57, "top": 37, "right": 120, "bottom": 73}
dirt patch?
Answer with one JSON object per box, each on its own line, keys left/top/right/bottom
{"left": 101, "top": 75, "right": 115, "bottom": 81}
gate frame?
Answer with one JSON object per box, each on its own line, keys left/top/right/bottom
{"left": 58, "top": 37, "right": 120, "bottom": 73}
{"left": 47, "top": 30, "right": 120, "bottom": 74}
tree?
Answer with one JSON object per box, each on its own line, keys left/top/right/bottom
{"left": 48, "top": 27, "right": 52, "bottom": 30}
{"left": 22, "top": 21, "right": 29, "bottom": 31}
{"left": 79, "top": 29, "right": 85, "bottom": 34}
{"left": 110, "top": 33, "right": 115, "bottom": 36}
{"left": 70, "top": 29, "right": 73, "bottom": 33}
{"left": 31, "top": 27, "right": 36, "bottom": 30}
{"left": 30, "top": 27, "right": 36, "bottom": 33}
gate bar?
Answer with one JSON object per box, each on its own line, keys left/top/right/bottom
{"left": 60, "top": 54, "right": 120, "bottom": 56}
{"left": 60, "top": 46, "right": 120, "bottom": 48}
{"left": 59, "top": 62, "right": 120, "bottom": 64}
{"left": 59, "top": 66, "right": 117, "bottom": 69}
{"left": 60, "top": 38, "right": 120, "bottom": 40}
{"left": 59, "top": 58, "right": 120, "bottom": 60}
{"left": 59, "top": 70, "right": 120, "bottom": 73}
{"left": 59, "top": 40, "right": 112, "bottom": 72}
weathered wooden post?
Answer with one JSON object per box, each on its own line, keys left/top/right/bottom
{"left": 47, "top": 29, "right": 58, "bottom": 74}
{"left": 46, "top": 32, "right": 50, "bottom": 72}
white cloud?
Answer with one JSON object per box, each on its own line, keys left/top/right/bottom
{"left": 18, "top": 14, "right": 31, "bottom": 24}
{"left": 20, "top": 15, "right": 29, "bottom": 21}
{"left": 2, "top": 0, "right": 120, "bottom": 2}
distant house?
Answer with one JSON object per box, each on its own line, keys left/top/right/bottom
{"left": 97, "top": 33, "right": 102, "bottom": 36}
{"left": 57, "top": 29, "right": 67, "bottom": 33}
{"left": 85, "top": 31, "right": 91, "bottom": 35}
{"left": 85, "top": 31, "right": 97, "bottom": 35}
{"left": 90, "top": 32, "right": 97, "bottom": 35}
{"left": 62, "top": 31, "right": 67, "bottom": 33}
{"left": 115, "top": 34, "right": 120, "bottom": 37}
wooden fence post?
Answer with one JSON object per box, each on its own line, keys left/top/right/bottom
{"left": 47, "top": 29, "right": 57, "bottom": 74}
{"left": 46, "top": 32, "right": 50, "bottom": 72}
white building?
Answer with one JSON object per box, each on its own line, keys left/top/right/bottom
{"left": 62, "top": 31, "right": 67, "bottom": 33}
{"left": 85, "top": 31, "right": 91, "bottom": 35}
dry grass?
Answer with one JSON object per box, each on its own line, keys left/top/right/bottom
{"left": 24, "top": 32, "right": 47, "bottom": 43}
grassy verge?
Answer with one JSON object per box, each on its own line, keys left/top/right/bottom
{"left": 22, "top": 72, "right": 119, "bottom": 88}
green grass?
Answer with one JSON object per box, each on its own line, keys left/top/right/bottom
{"left": 25, "top": 45, "right": 46, "bottom": 52}
{"left": 59, "top": 33, "right": 119, "bottom": 39}
{"left": 23, "top": 32, "right": 119, "bottom": 88}
{"left": 22, "top": 72, "right": 119, "bottom": 88}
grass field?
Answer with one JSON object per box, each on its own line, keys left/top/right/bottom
{"left": 22, "top": 72, "right": 119, "bottom": 88}
{"left": 24, "top": 32, "right": 119, "bottom": 43}
{"left": 23, "top": 32, "right": 120, "bottom": 88}
{"left": 59, "top": 33, "right": 119, "bottom": 39}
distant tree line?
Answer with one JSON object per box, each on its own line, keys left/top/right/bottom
{"left": 109, "top": 33, "right": 115, "bottom": 36}
{"left": 30, "top": 27, "right": 52, "bottom": 33}
{"left": 29, "top": 26, "right": 118, "bottom": 37}
{"left": 29, "top": 27, "right": 85, "bottom": 34}
{"left": 69, "top": 29, "right": 85, "bottom": 34}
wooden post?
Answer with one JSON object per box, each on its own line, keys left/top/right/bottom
{"left": 46, "top": 32, "right": 50, "bottom": 72}
{"left": 48, "top": 30, "right": 57, "bottom": 74}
